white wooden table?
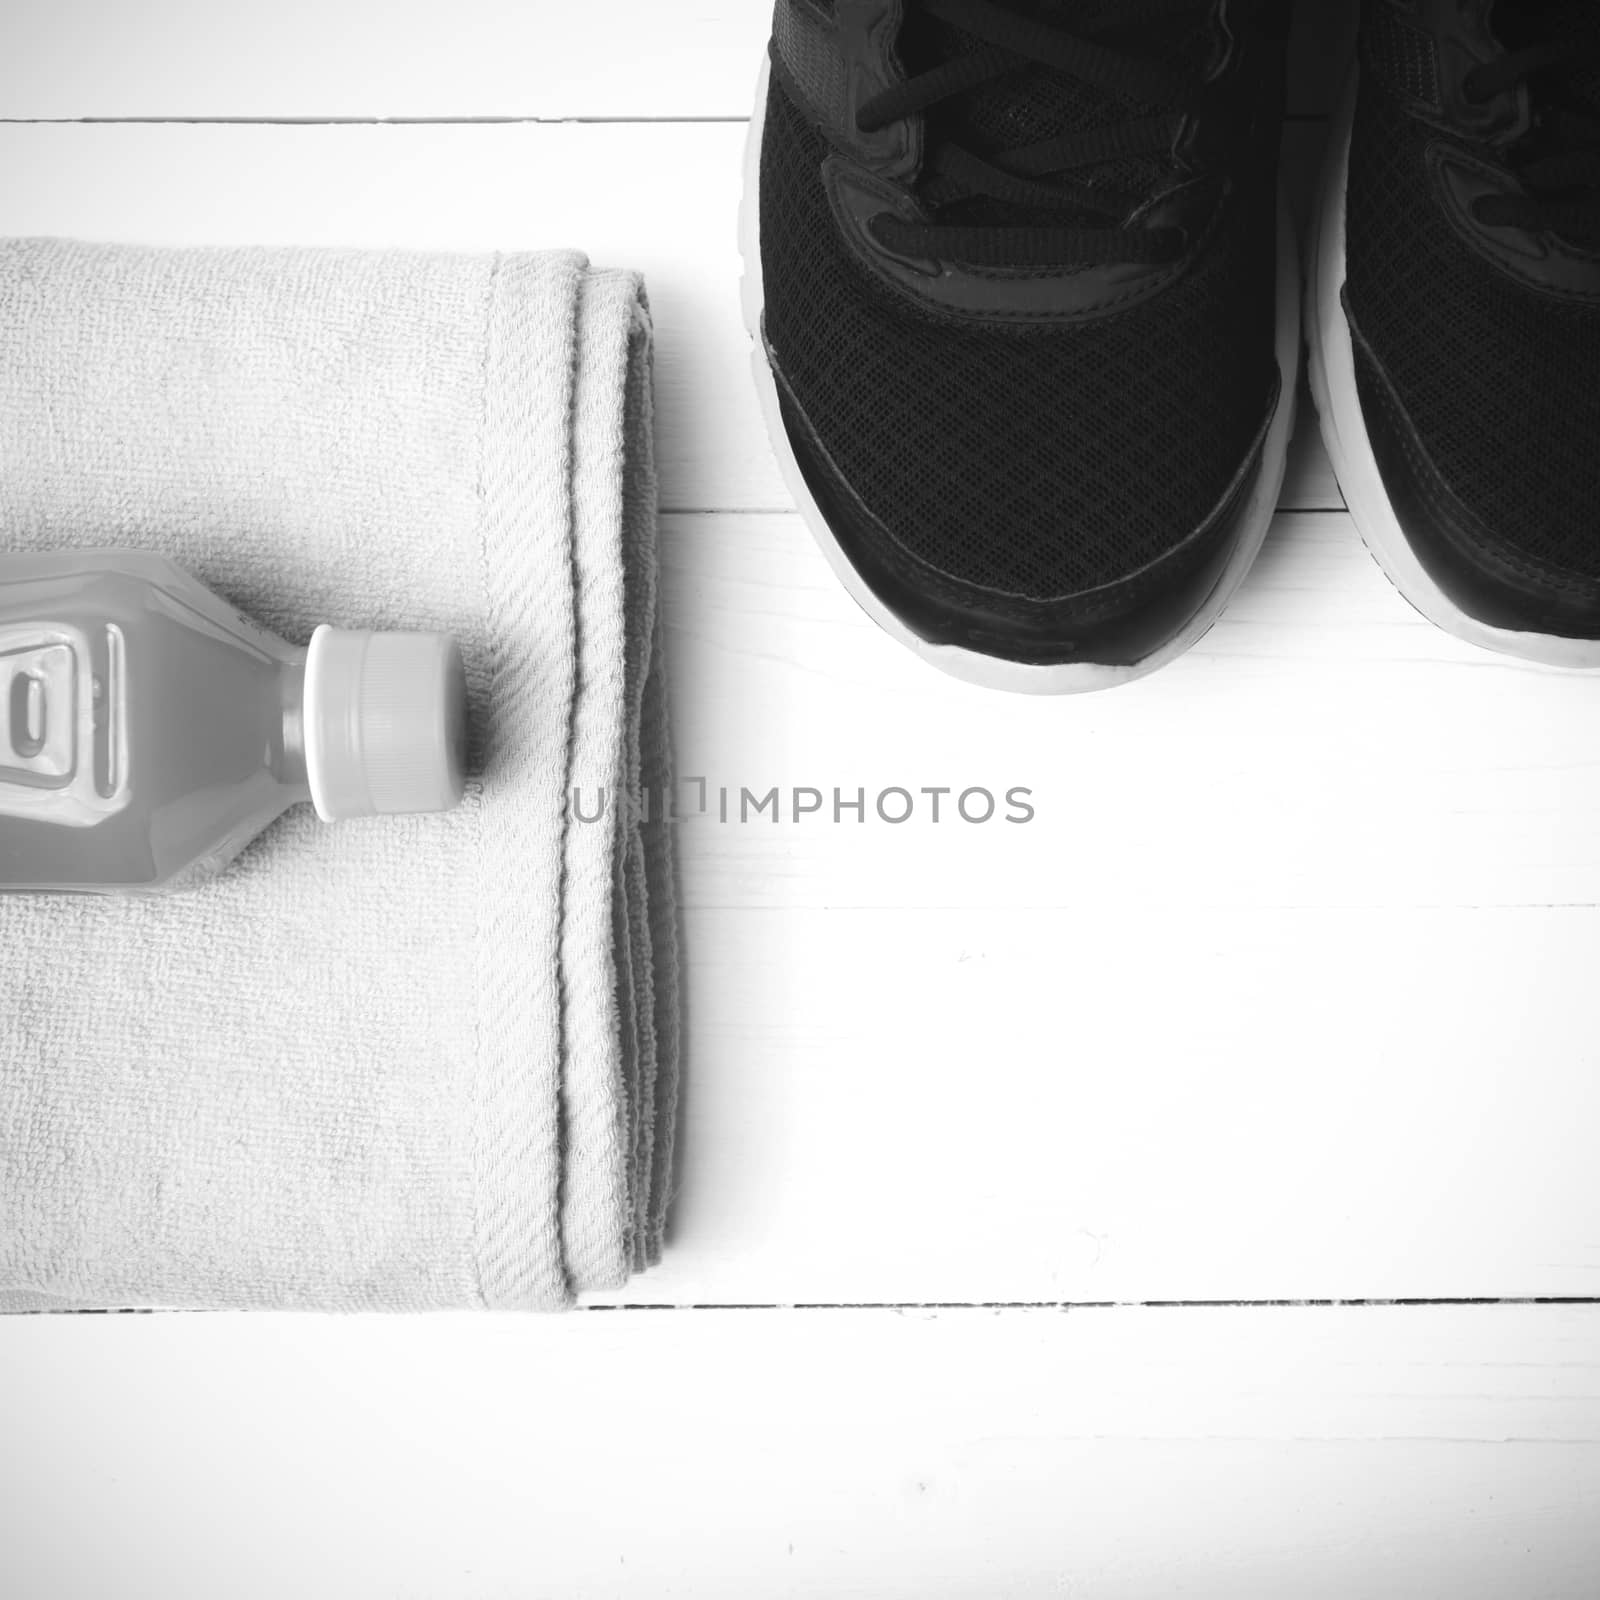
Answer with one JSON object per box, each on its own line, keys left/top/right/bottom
{"left": 3, "top": 4, "right": 1599, "bottom": 1595}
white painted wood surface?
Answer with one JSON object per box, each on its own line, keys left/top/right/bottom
{"left": 3, "top": 1307, "right": 1599, "bottom": 1598}
{"left": 3, "top": 1, "right": 1598, "bottom": 1592}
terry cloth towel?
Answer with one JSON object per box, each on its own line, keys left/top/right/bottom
{"left": 0, "top": 238, "right": 678, "bottom": 1310}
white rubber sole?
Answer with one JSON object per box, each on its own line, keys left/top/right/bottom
{"left": 739, "top": 57, "right": 1302, "bottom": 695}
{"left": 1306, "top": 73, "right": 1600, "bottom": 670}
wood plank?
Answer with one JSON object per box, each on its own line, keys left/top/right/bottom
{"left": 1, "top": 1306, "right": 1596, "bottom": 1597}
{"left": 0, "top": 121, "right": 1345, "bottom": 516}
{"left": 0, "top": 0, "right": 1356, "bottom": 122}
{"left": 657, "top": 511, "right": 1600, "bottom": 915}
{"left": 597, "top": 903, "right": 1600, "bottom": 1304}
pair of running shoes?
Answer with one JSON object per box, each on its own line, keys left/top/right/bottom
{"left": 746, "top": 0, "right": 1600, "bottom": 692}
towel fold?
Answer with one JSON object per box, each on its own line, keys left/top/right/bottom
{"left": 0, "top": 239, "right": 678, "bottom": 1310}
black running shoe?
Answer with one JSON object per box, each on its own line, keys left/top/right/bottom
{"left": 742, "top": 0, "right": 1298, "bottom": 692}
{"left": 1310, "top": 1, "right": 1600, "bottom": 665}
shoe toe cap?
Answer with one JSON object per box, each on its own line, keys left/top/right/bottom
{"left": 1351, "top": 322, "right": 1600, "bottom": 640}
{"left": 770, "top": 351, "right": 1280, "bottom": 669}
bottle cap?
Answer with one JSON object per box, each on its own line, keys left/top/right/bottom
{"left": 303, "top": 625, "right": 467, "bottom": 822}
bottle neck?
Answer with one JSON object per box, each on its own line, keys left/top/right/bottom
{"left": 273, "top": 655, "right": 312, "bottom": 796}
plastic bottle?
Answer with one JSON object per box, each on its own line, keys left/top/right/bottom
{"left": 0, "top": 549, "right": 467, "bottom": 893}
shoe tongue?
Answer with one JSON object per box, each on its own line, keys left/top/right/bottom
{"left": 1491, "top": 0, "right": 1600, "bottom": 246}
{"left": 898, "top": 0, "right": 1215, "bottom": 228}
{"left": 1493, "top": 0, "right": 1600, "bottom": 116}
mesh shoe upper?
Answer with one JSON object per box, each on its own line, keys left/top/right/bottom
{"left": 1344, "top": 10, "right": 1600, "bottom": 585}
{"left": 757, "top": 6, "right": 1283, "bottom": 604}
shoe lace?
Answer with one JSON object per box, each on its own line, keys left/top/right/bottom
{"left": 854, "top": 0, "right": 1227, "bottom": 269}
{"left": 1465, "top": 0, "right": 1600, "bottom": 247}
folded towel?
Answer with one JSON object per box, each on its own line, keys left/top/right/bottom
{"left": 0, "top": 239, "right": 678, "bottom": 1310}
